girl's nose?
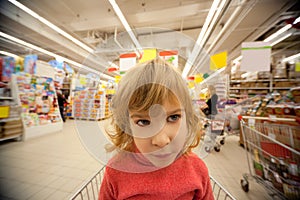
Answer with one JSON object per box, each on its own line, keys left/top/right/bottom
{"left": 151, "top": 130, "right": 171, "bottom": 147}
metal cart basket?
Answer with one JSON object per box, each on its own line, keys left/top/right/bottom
{"left": 239, "top": 116, "right": 300, "bottom": 199}
{"left": 70, "top": 166, "right": 236, "bottom": 200}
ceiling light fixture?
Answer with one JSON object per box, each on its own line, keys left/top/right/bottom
{"left": 0, "top": 31, "right": 113, "bottom": 80}
{"left": 270, "top": 32, "right": 292, "bottom": 46}
{"left": 282, "top": 52, "right": 300, "bottom": 63}
{"left": 182, "top": 0, "right": 225, "bottom": 78}
{"left": 0, "top": 50, "right": 19, "bottom": 58}
{"left": 263, "top": 24, "right": 292, "bottom": 42}
{"left": 108, "top": 0, "right": 142, "bottom": 55}
{"left": 264, "top": 16, "right": 300, "bottom": 43}
{"left": 233, "top": 55, "right": 242, "bottom": 64}
{"left": 293, "top": 16, "right": 300, "bottom": 25}
{"left": 8, "top": 0, "right": 94, "bottom": 53}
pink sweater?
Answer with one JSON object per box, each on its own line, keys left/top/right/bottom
{"left": 99, "top": 152, "right": 214, "bottom": 200}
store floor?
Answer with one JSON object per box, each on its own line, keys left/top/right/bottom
{"left": 0, "top": 119, "right": 275, "bottom": 200}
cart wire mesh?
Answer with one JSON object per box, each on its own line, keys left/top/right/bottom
{"left": 239, "top": 117, "right": 300, "bottom": 199}
{"left": 70, "top": 166, "right": 236, "bottom": 200}
{"left": 70, "top": 166, "right": 105, "bottom": 200}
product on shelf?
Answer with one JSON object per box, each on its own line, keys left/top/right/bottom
{"left": 15, "top": 74, "right": 62, "bottom": 127}
{"left": 24, "top": 54, "right": 38, "bottom": 75}
{"left": 2, "top": 57, "right": 15, "bottom": 82}
{"left": 73, "top": 89, "right": 106, "bottom": 120}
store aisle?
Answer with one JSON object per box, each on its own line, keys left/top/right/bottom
{"left": 0, "top": 120, "right": 274, "bottom": 200}
{"left": 0, "top": 120, "right": 102, "bottom": 200}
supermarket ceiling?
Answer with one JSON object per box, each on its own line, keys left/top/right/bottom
{"left": 0, "top": 0, "right": 300, "bottom": 80}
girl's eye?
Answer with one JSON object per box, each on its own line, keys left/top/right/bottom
{"left": 167, "top": 114, "right": 181, "bottom": 123}
{"left": 136, "top": 119, "right": 151, "bottom": 127}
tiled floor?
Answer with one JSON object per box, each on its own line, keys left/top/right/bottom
{"left": 0, "top": 119, "right": 274, "bottom": 200}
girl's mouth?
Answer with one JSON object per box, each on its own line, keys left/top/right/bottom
{"left": 152, "top": 153, "right": 173, "bottom": 159}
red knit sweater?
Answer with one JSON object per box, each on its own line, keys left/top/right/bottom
{"left": 99, "top": 152, "right": 214, "bottom": 200}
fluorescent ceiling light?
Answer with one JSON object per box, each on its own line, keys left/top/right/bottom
{"left": 270, "top": 32, "right": 292, "bottom": 46}
{"left": 108, "top": 0, "right": 142, "bottom": 53}
{"left": 182, "top": 0, "right": 223, "bottom": 78}
{"left": 0, "top": 31, "right": 113, "bottom": 80}
{"left": 264, "top": 24, "right": 292, "bottom": 42}
{"left": 282, "top": 53, "right": 300, "bottom": 63}
{"left": 293, "top": 16, "right": 300, "bottom": 25}
{"left": 263, "top": 16, "right": 299, "bottom": 44}
{"left": 233, "top": 55, "right": 242, "bottom": 64}
{"left": 8, "top": 0, "right": 94, "bottom": 53}
{"left": 201, "top": 0, "right": 227, "bottom": 49}
{"left": 0, "top": 50, "right": 19, "bottom": 58}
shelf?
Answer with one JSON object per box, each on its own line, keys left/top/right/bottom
{"left": 231, "top": 79, "right": 270, "bottom": 83}
{"left": 229, "top": 94, "right": 248, "bottom": 97}
{"left": 230, "top": 87, "right": 270, "bottom": 90}
{"left": 0, "top": 117, "right": 21, "bottom": 123}
{"left": 231, "top": 78, "right": 300, "bottom": 83}
{"left": 272, "top": 87, "right": 293, "bottom": 90}
{"left": 273, "top": 78, "right": 300, "bottom": 82}
{"left": 0, "top": 134, "right": 22, "bottom": 142}
{"left": 0, "top": 97, "right": 14, "bottom": 100}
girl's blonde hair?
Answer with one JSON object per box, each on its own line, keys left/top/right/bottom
{"left": 106, "top": 58, "right": 201, "bottom": 153}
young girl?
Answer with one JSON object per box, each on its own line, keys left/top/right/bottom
{"left": 99, "top": 58, "right": 214, "bottom": 199}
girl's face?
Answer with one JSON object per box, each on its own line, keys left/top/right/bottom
{"left": 129, "top": 99, "right": 187, "bottom": 168}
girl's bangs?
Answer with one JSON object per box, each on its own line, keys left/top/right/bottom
{"left": 128, "top": 83, "right": 179, "bottom": 112}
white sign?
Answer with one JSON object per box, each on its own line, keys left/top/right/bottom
{"left": 241, "top": 42, "right": 271, "bottom": 72}
{"left": 119, "top": 53, "right": 137, "bottom": 71}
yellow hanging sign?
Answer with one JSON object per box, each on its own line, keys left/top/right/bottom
{"left": 194, "top": 74, "right": 204, "bottom": 83}
{"left": 139, "top": 49, "right": 157, "bottom": 63}
{"left": 210, "top": 51, "right": 227, "bottom": 70}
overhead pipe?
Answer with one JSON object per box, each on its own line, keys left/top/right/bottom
{"left": 182, "top": 0, "right": 224, "bottom": 77}
{"left": 207, "top": 0, "right": 249, "bottom": 53}
{"left": 114, "top": 27, "right": 124, "bottom": 49}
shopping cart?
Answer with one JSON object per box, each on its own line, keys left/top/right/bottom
{"left": 70, "top": 166, "right": 236, "bottom": 200}
{"left": 203, "top": 118, "right": 226, "bottom": 152}
{"left": 239, "top": 116, "right": 300, "bottom": 199}
{"left": 200, "top": 98, "right": 254, "bottom": 153}
{"left": 200, "top": 114, "right": 226, "bottom": 153}
{"left": 71, "top": 166, "right": 105, "bottom": 200}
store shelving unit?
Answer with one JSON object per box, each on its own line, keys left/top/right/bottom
{"left": 229, "top": 78, "right": 300, "bottom": 98}
{"left": 0, "top": 81, "right": 23, "bottom": 141}
{"left": 12, "top": 74, "right": 63, "bottom": 140}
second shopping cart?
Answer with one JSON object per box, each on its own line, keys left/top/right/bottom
{"left": 239, "top": 116, "right": 300, "bottom": 200}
